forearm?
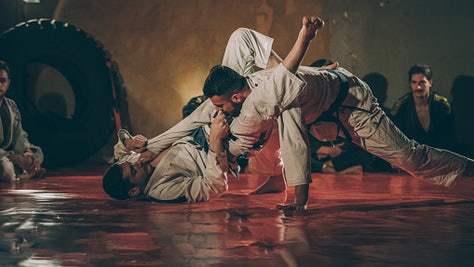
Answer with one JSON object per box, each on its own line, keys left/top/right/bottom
{"left": 283, "top": 34, "right": 312, "bottom": 74}
{"left": 294, "top": 183, "right": 309, "bottom": 208}
{"left": 282, "top": 16, "right": 324, "bottom": 73}
{"left": 147, "top": 99, "right": 215, "bottom": 154}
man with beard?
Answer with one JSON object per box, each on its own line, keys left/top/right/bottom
{"left": 391, "top": 64, "right": 457, "bottom": 151}
{"left": 0, "top": 60, "right": 45, "bottom": 182}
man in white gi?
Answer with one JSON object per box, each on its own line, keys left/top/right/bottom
{"left": 102, "top": 111, "right": 233, "bottom": 202}
{"left": 0, "top": 60, "right": 45, "bottom": 182}
{"left": 203, "top": 18, "right": 474, "bottom": 212}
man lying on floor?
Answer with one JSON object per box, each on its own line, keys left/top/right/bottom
{"left": 102, "top": 111, "right": 234, "bottom": 202}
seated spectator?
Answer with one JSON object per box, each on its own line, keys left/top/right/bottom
{"left": 391, "top": 64, "right": 456, "bottom": 150}
{"left": 0, "top": 60, "right": 45, "bottom": 182}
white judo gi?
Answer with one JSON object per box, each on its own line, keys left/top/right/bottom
{"left": 141, "top": 27, "right": 469, "bottom": 190}
{"left": 224, "top": 28, "right": 468, "bottom": 187}
{"left": 114, "top": 129, "right": 229, "bottom": 202}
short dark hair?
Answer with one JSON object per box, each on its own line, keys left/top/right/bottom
{"left": 408, "top": 64, "right": 432, "bottom": 82}
{"left": 0, "top": 60, "right": 10, "bottom": 77}
{"left": 102, "top": 163, "right": 132, "bottom": 200}
{"left": 182, "top": 95, "right": 208, "bottom": 118}
{"left": 203, "top": 65, "right": 246, "bottom": 98}
{"left": 310, "top": 58, "right": 333, "bottom": 68}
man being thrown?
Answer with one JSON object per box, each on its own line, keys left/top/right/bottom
{"left": 102, "top": 111, "right": 232, "bottom": 202}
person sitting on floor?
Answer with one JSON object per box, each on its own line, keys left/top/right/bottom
{"left": 0, "top": 60, "right": 45, "bottom": 182}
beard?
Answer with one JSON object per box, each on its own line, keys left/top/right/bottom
{"left": 229, "top": 101, "right": 242, "bottom": 117}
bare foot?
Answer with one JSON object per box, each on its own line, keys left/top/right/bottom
{"left": 338, "top": 165, "right": 363, "bottom": 175}
{"left": 249, "top": 174, "right": 287, "bottom": 195}
{"left": 322, "top": 162, "right": 363, "bottom": 175}
{"left": 322, "top": 162, "right": 337, "bottom": 173}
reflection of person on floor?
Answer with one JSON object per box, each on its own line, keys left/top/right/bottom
{"left": 102, "top": 111, "right": 233, "bottom": 202}
{"left": 203, "top": 17, "right": 474, "bottom": 212}
{"left": 391, "top": 64, "right": 456, "bottom": 151}
{"left": 0, "top": 60, "right": 45, "bottom": 182}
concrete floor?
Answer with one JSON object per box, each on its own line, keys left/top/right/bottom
{"left": 1, "top": 164, "right": 473, "bottom": 267}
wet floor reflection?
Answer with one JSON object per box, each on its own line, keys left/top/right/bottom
{"left": 1, "top": 169, "right": 473, "bottom": 266}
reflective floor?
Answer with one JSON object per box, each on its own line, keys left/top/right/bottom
{"left": 1, "top": 164, "right": 473, "bottom": 267}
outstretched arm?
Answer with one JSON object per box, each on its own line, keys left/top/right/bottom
{"left": 276, "top": 16, "right": 324, "bottom": 213}
{"left": 283, "top": 16, "right": 324, "bottom": 73}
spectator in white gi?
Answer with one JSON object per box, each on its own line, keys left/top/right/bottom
{"left": 0, "top": 60, "right": 45, "bottom": 182}
{"left": 102, "top": 111, "right": 232, "bottom": 202}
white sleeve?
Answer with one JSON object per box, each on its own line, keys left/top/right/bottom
{"left": 228, "top": 64, "right": 305, "bottom": 156}
{"left": 146, "top": 145, "right": 229, "bottom": 202}
{"left": 113, "top": 129, "right": 140, "bottom": 164}
{"left": 146, "top": 99, "right": 215, "bottom": 154}
{"left": 185, "top": 150, "right": 230, "bottom": 202}
{"left": 245, "top": 64, "right": 305, "bottom": 117}
{"left": 277, "top": 107, "right": 312, "bottom": 186}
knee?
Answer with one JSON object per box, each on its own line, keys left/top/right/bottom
{"left": 229, "top": 27, "right": 253, "bottom": 42}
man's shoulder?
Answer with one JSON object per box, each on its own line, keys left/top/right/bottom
{"left": 390, "top": 92, "right": 411, "bottom": 115}
{"left": 3, "top": 97, "right": 17, "bottom": 104}
{"left": 2, "top": 97, "right": 20, "bottom": 111}
{"left": 432, "top": 92, "right": 451, "bottom": 104}
{"left": 431, "top": 92, "right": 452, "bottom": 112}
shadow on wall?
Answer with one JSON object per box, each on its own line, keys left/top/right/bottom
{"left": 451, "top": 75, "right": 474, "bottom": 158}
{"left": 362, "top": 73, "right": 391, "bottom": 116}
